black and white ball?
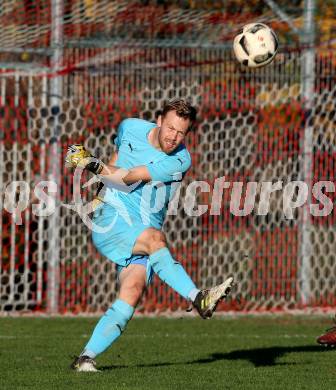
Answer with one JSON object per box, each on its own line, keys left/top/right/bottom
{"left": 233, "top": 23, "right": 278, "bottom": 68}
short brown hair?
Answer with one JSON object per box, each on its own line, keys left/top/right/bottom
{"left": 161, "top": 99, "right": 197, "bottom": 130}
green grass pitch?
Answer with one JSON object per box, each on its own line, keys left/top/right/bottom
{"left": 0, "top": 315, "right": 334, "bottom": 389}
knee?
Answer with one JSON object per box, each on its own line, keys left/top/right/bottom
{"left": 146, "top": 228, "right": 166, "bottom": 254}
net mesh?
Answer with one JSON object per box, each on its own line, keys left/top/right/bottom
{"left": 0, "top": 1, "right": 336, "bottom": 314}
{"left": 0, "top": 0, "right": 282, "bottom": 49}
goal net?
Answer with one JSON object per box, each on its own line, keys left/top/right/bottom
{"left": 0, "top": 1, "right": 335, "bottom": 314}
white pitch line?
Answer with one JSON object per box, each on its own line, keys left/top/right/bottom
{"left": 0, "top": 334, "right": 312, "bottom": 339}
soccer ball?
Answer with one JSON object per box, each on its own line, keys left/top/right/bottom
{"left": 233, "top": 23, "right": 278, "bottom": 68}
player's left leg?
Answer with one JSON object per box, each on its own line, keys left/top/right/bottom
{"left": 71, "top": 263, "right": 147, "bottom": 372}
{"left": 133, "top": 228, "right": 234, "bottom": 319}
{"left": 133, "top": 227, "right": 199, "bottom": 300}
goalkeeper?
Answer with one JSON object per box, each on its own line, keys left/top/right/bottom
{"left": 66, "top": 99, "right": 234, "bottom": 372}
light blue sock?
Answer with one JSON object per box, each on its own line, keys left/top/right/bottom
{"left": 82, "top": 299, "right": 134, "bottom": 358}
{"left": 149, "top": 247, "right": 199, "bottom": 300}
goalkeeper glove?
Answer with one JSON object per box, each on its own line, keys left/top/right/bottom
{"left": 65, "top": 144, "right": 104, "bottom": 175}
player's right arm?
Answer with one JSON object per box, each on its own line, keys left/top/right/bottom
{"left": 65, "top": 120, "right": 123, "bottom": 175}
{"left": 108, "top": 151, "right": 118, "bottom": 167}
{"left": 100, "top": 156, "right": 190, "bottom": 185}
{"left": 65, "top": 143, "right": 189, "bottom": 186}
{"left": 65, "top": 119, "right": 190, "bottom": 186}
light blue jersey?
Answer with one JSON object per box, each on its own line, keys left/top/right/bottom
{"left": 103, "top": 118, "right": 191, "bottom": 229}
{"left": 92, "top": 118, "right": 191, "bottom": 267}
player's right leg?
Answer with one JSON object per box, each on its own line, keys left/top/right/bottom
{"left": 71, "top": 264, "right": 146, "bottom": 372}
{"left": 133, "top": 228, "right": 234, "bottom": 319}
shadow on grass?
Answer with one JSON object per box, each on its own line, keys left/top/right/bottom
{"left": 101, "top": 345, "right": 325, "bottom": 370}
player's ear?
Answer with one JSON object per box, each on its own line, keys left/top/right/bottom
{"left": 157, "top": 115, "right": 162, "bottom": 127}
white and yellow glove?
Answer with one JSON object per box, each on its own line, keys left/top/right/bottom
{"left": 65, "top": 144, "right": 104, "bottom": 175}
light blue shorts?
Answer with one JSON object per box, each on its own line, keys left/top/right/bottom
{"left": 92, "top": 203, "right": 154, "bottom": 285}
{"left": 116, "top": 255, "right": 154, "bottom": 286}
